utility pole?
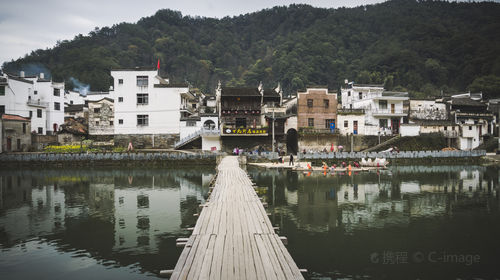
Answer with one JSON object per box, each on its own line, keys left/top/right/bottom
{"left": 272, "top": 108, "right": 275, "bottom": 153}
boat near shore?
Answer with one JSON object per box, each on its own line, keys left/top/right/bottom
{"left": 248, "top": 161, "right": 387, "bottom": 172}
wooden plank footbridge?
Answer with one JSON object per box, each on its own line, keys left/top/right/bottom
{"left": 163, "top": 156, "right": 305, "bottom": 279}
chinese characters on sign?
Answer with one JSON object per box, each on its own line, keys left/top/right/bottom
{"left": 223, "top": 128, "right": 268, "bottom": 135}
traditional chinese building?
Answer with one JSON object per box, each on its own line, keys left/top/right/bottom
{"left": 215, "top": 82, "right": 287, "bottom": 152}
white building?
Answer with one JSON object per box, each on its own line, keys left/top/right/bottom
{"left": 30, "top": 77, "right": 65, "bottom": 134}
{"left": 340, "top": 82, "right": 408, "bottom": 135}
{"left": 336, "top": 110, "right": 365, "bottom": 135}
{"left": 64, "top": 90, "right": 85, "bottom": 106}
{"left": 178, "top": 114, "right": 220, "bottom": 151}
{"left": 447, "top": 96, "right": 493, "bottom": 150}
{"left": 0, "top": 73, "right": 55, "bottom": 134}
{"left": 111, "top": 68, "right": 189, "bottom": 148}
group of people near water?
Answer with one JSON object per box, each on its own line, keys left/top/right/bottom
{"left": 304, "top": 161, "right": 361, "bottom": 172}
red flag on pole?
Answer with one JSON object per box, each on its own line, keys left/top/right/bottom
{"left": 157, "top": 59, "right": 160, "bottom": 70}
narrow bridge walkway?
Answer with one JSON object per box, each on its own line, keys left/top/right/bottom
{"left": 170, "top": 156, "right": 304, "bottom": 280}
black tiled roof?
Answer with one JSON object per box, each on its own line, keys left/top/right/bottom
{"left": 65, "top": 104, "right": 85, "bottom": 112}
{"left": 410, "top": 119, "right": 456, "bottom": 126}
{"left": 154, "top": 83, "right": 189, "bottom": 88}
{"left": 263, "top": 89, "right": 279, "bottom": 97}
{"left": 221, "top": 87, "right": 261, "bottom": 97}
{"left": 111, "top": 67, "right": 157, "bottom": 71}
{"left": 7, "top": 75, "right": 33, "bottom": 84}
{"left": 451, "top": 98, "right": 486, "bottom": 107}
{"left": 353, "top": 83, "right": 384, "bottom": 87}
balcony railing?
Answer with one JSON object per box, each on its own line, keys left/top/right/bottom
{"left": 175, "top": 128, "right": 220, "bottom": 148}
{"left": 338, "top": 108, "right": 365, "bottom": 115}
{"left": 180, "top": 105, "right": 194, "bottom": 114}
{"left": 372, "top": 109, "right": 408, "bottom": 115}
{"left": 221, "top": 109, "right": 261, "bottom": 116}
{"left": 299, "top": 127, "right": 338, "bottom": 135}
{"left": 27, "top": 99, "right": 49, "bottom": 108}
{"left": 441, "top": 130, "right": 459, "bottom": 138}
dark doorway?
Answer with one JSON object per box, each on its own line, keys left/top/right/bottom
{"left": 236, "top": 118, "right": 246, "bottom": 128}
{"left": 391, "top": 118, "right": 400, "bottom": 134}
{"left": 286, "top": 128, "right": 298, "bottom": 154}
{"left": 203, "top": 120, "right": 216, "bottom": 130}
{"left": 7, "top": 137, "right": 12, "bottom": 151}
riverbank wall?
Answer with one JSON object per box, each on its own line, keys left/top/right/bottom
{"left": 0, "top": 152, "right": 219, "bottom": 167}
{"left": 245, "top": 150, "right": 487, "bottom": 165}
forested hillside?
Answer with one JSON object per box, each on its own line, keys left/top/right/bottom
{"left": 3, "top": 0, "right": 500, "bottom": 98}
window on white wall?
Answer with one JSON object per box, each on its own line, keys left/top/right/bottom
{"left": 379, "top": 100, "right": 387, "bottom": 110}
{"left": 379, "top": 119, "right": 388, "bottom": 128}
{"left": 54, "top": 102, "right": 60, "bottom": 111}
{"left": 118, "top": 97, "right": 123, "bottom": 102}
{"left": 137, "top": 93, "right": 149, "bottom": 105}
{"left": 137, "top": 115, "right": 149, "bottom": 126}
{"left": 136, "top": 76, "right": 148, "bottom": 87}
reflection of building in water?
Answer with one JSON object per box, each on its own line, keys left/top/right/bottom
{"left": 113, "top": 174, "right": 206, "bottom": 253}
{"left": 88, "top": 183, "right": 115, "bottom": 221}
{"left": 0, "top": 168, "right": 213, "bottom": 256}
{"left": 407, "top": 193, "right": 448, "bottom": 217}
{"left": 114, "top": 187, "right": 181, "bottom": 253}
{"left": 295, "top": 185, "right": 338, "bottom": 232}
{"left": 0, "top": 175, "right": 67, "bottom": 244}
{"left": 339, "top": 181, "right": 408, "bottom": 232}
{"left": 337, "top": 183, "right": 382, "bottom": 205}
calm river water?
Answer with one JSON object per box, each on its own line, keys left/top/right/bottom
{"left": 0, "top": 165, "right": 499, "bottom": 280}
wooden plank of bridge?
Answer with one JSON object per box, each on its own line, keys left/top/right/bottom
{"left": 170, "top": 156, "right": 304, "bottom": 280}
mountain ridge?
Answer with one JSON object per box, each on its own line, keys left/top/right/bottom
{"left": 3, "top": 0, "right": 500, "bottom": 98}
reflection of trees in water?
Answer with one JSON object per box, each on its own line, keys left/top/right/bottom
{"left": 0, "top": 166, "right": 215, "bottom": 275}
{"left": 248, "top": 165, "right": 499, "bottom": 233}
{"left": 180, "top": 195, "right": 200, "bottom": 229}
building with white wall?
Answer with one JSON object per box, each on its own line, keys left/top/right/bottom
{"left": 340, "top": 82, "right": 408, "bottom": 135}
{"left": 447, "top": 96, "right": 493, "bottom": 150}
{"left": 111, "top": 68, "right": 189, "bottom": 148}
{"left": 64, "top": 90, "right": 85, "bottom": 106}
{"left": 178, "top": 114, "right": 220, "bottom": 151}
{"left": 88, "top": 98, "right": 114, "bottom": 136}
{"left": 336, "top": 110, "right": 365, "bottom": 135}
{"left": 0, "top": 73, "right": 51, "bottom": 134}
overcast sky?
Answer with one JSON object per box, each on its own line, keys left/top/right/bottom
{"left": 0, "top": 0, "right": 388, "bottom": 65}
{"left": 0, "top": 0, "right": 497, "bottom": 66}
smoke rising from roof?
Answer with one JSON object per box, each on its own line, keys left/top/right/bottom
{"left": 69, "top": 77, "right": 90, "bottom": 96}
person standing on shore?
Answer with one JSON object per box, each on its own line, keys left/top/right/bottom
{"left": 127, "top": 141, "right": 134, "bottom": 152}
{"left": 289, "top": 154, "right": 294, "bottom": 166}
